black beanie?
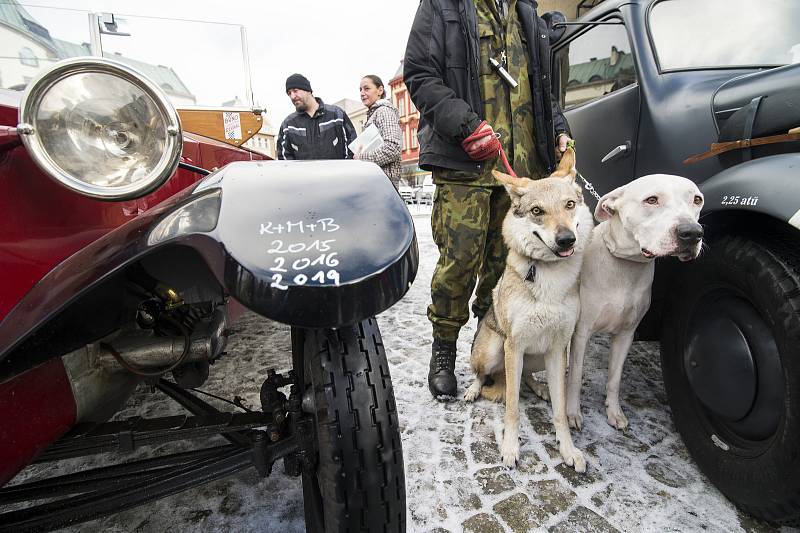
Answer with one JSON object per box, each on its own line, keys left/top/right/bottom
{"left": 286, "top": 73, "right": 312, "bottom": 93}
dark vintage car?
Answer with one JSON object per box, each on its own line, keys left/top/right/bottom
{"left": 0, "top": 7, "right": 415, "bottom": 532}
{"left": 550, "top": 0, "right": 800, "bottom": 524}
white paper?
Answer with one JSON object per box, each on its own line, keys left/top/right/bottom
{"left": 223, "top": 112, "right": 242, "bottom": 140}
{"left": 348, "top": 123, "right": 383, "bottom": 155}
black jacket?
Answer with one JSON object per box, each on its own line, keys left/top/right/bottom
{"left": 277, "top": 99, "right": 357, "bottom": 160}
{"left": 403, "top": 0, "right": 569, "bottom": 173}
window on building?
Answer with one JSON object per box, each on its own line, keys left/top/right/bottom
{"left": 553, "top": 20, "right": 636, "bottom": 110}
{"left": 397, "top": 94, "right": 406, "bottom": 117}
{"left": 409, "top": 98, "right": 417, "bottom": 114}
{"left": 19, "top": 47, "right": 38, "bottom": 68}
{"left": 411, "top": 127, "right": 418, "bottom": 149}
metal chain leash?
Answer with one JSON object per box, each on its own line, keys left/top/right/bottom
{"left": 577, "top": 171, "right": 602, "bottom": 202}
{"left": 565, "top": 139, "right": 603, "bottom": 202}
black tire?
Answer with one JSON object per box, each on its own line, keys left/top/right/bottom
{"left": 297, "top": 318, "right": 406, "bottom": 532}
{"left": 661, "top": 233, "right": 800, "bottom": 525}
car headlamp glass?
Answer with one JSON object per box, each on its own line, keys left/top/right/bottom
{"left": 18, "top": 58, "right": 182, "bottom": 200}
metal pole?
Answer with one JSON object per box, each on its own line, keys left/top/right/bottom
{"left": 88, "top": 13, "right": 103, "bottom": 57}
{"left": 241, "top": 26, "right": 254, "bottom": 108}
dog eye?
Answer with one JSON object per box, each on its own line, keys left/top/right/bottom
{"left": 531, "top": 207, "right": 543, "bottom": 216}
{"left": 693, "top": 195, "right": 703, "bottom": 205}
{"left": 565, "top": 200, "right": 576, "bottom": 210}
{"left": 645, "top": 196, "right": 658, "bottom": 205}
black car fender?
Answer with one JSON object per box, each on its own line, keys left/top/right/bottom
{"left": 0, "top": 160, "right": 418, "bottom": 373}
{"left": 697, "top": 152, "right": 800, "bottom": 230}
{"left": 637, "top": 153, "right": 800, "bottom": 341}
{"left": 189, "top": 160, "right": 419, "bottom": 328}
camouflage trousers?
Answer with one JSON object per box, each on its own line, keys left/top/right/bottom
{"left": 428, "top": 181, "right": 510, "bottom": 342}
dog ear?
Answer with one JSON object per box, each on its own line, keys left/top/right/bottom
{"left": 492, "top": 170, "right": 533, "bottom": 197}
{"left": 595, "top": 185, "right": 625, "bottom": 222}
{"left": 550, "top": 147, "right": 577, "bottom": 182}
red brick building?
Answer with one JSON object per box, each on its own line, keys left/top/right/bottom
{"left": 389, "top": 61, "right": 429, "bottom": 187}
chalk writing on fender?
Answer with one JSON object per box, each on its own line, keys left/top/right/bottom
{"left": 260, "top": 218, "right": 343, "bottom": 291}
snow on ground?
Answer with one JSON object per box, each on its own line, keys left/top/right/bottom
{"left": 12, "top": 203, "right": 792, "bottom": 532}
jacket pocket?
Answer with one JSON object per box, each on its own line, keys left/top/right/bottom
{"left": 283, "top": 127, "right": 307, "bottom": 153}
{"left": 318, "top": 120, "right": 340, "bottom": 133}
{"left": 478, "top": 22, "right": 494, "bottom": 76}
{"left": 442, "top": 9, "right": 467, "bottom": 69}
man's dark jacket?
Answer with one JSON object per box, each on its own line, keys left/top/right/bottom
{"left": 277, "top": 98, "right": 357, "bottom": 160}
{"left": 403, "top": 0, "right": 569, "bottom": 173}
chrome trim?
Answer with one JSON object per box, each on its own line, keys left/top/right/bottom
{"left": 18, "top": 57, "right": 183, "bottom": 200}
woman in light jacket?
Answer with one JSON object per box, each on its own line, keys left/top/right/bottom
{"left": 354, "top": 74, "right": 402, "bottom": 189}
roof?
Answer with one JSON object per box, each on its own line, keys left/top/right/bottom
{"left": 0, "top": 1, "right": 57, "bottom": 54}
{"left": 567, "top": 48, "right": 634, "bottom": 85}
{"left": 390, "top": 60, "right": 404, "bottom": 84}
{"left": 51, "top": 37, "right": 91, "bottom": 58}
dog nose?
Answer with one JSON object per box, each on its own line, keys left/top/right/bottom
{"left": 555, "top": 229, "right": 576, "bottom": 249}
{"left": 676, "top": 223, "right": 703, "bottom": 243}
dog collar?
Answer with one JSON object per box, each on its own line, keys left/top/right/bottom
{"left": 525, "top": 263, "right": 537, "bottom": 283}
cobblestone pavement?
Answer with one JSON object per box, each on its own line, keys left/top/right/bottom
{"left": 20, "top": 204, "right": 790, "bottom": 532}
{"left": 382, "top": 210, "right": 785, "bottom": 533}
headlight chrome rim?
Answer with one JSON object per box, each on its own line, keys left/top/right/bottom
{"left": 17, "top": 57, "right": 182, "bottom": 200}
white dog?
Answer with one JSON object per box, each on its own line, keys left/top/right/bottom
{"left": 566, "top": 174, "right": 704, "bottom": 430}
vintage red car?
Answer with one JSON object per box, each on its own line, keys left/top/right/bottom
{"left": 0, "top": 6, "right": 415, "bottom": 531}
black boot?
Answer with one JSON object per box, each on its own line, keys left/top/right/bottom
{"left": 428, "top": 339, "right": 457, "bottom": 399}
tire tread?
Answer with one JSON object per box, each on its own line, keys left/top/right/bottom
{"left": 309, "top": 318, "right": 405, "bottom": 532}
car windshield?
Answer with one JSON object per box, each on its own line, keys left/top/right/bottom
{"left": 649, "top": 0, "right": 800, "bottom": 70}
{"left": 2, "top": 3, "right": 253, "bottom": 108}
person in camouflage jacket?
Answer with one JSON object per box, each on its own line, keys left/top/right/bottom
{"left": 403, "top": 0, "right": 572, "bottom": 399}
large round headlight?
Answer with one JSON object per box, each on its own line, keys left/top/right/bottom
{"left": 17, "top": 58, "right": 182, "bottom": 200}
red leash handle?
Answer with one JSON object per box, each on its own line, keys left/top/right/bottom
{"left": 498, "top": 145, "right": 516, "bottom": 177}
{"left": 461, "top": 120, "right": 517, "bottom": 177}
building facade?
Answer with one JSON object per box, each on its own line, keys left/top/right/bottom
{"left": 388, "top": 61, "right": 427, "bottom": 187}
{"left": 331, "top": 98, "right": 368, "bottom": 135}
{"left": 244, "top": 117, "right": 277, "bottom": 159}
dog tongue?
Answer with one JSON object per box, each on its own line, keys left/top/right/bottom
{"left": 557, "top": 249, "right": 574, "bottom": 258}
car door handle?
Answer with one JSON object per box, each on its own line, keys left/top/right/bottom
{"left": 601, "top": 142, "right": 631, "bottom": 163}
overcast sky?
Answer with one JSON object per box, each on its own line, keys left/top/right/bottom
{"left": 17, "top": 0, "right": 421, "bottom": 129}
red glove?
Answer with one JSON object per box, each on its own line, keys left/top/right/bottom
{"left": 461, "top": 120, "right": 501, "bottom": 161}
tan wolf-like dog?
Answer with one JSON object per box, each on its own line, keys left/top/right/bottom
{"left": 464, "top": 148, "right": 593, "bottom": 472}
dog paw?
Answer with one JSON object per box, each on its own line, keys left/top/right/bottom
{"left": 500, "top": 434, "right": 520, "bottom": 468}
{"left": 464, "top": 383, "right": 481, "bottom": 402}
{"left": 606, "top": 406, "right": 629, "bottom": 430}
{"left": 524, "top": 376, "right": 550, "bottom": 401}
{"left": 567, "top": 411, "right": 583, "bottom": 431}
{"left": 560, "top": 444, "right": 587, "bottom": 473}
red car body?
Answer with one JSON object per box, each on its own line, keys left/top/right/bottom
{"left": 0, "top": 93, "right": 265, "bottom": 486}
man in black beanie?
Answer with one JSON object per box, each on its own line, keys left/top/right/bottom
{"left": 277, "top": 73, "right": 357, "bottom": 160}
